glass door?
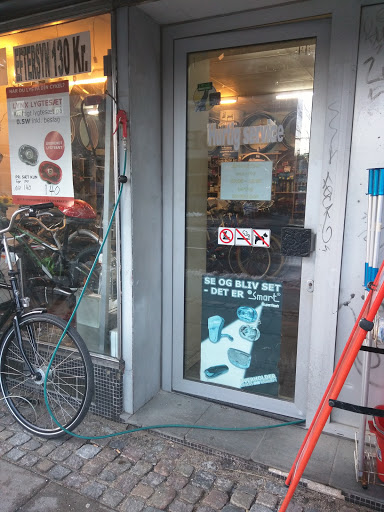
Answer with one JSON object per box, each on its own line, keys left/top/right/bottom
{"left": 172, "top": 20, "right": 330, "bottom": 417}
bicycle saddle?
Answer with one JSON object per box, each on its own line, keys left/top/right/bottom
{"left": 208, "top": 315, "right": 233, "bottom": 343}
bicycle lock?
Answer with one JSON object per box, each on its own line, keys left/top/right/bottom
{"left": 43, "top": 108, "right": 305, "bottom": 440}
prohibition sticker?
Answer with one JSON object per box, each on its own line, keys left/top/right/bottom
{"left": 235, "top": 228, "right": 252, "bottom": 246}
{"left": 218, "top": 227, "right": 235, "bottom": 245}
{"left": 252, "top": 229, "right": 271, "bottom": 247}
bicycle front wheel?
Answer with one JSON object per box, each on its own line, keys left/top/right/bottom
{"left": 0, "top": 313, "right": 94, "bottom": 438}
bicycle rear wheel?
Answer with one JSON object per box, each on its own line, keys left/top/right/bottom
{"left": 0, "top": 313, "right": 94, "bottom": 438}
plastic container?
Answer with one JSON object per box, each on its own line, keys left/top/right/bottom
{"left": 368, "top": 405, "right": 384, "bottom": 482}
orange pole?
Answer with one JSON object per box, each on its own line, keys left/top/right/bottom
{"left": 285, "top": 285, "right": 375, "bottom": 485}
{"left": 279, "top": 275, "right": 384, "bottom": 512}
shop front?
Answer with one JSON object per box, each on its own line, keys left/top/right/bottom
{"left": 0, "top": 9, "right": 124, "bottom": 420}
{"left": 1, "top": 0, "right": 384, "bottom": 439}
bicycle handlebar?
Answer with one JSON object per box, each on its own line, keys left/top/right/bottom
{"left": 0, "top": 202, "right": 55, "bottom": 235}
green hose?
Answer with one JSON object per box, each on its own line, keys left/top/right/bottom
{"left": 43, "top": 148, "right": 305, "bottom": 440}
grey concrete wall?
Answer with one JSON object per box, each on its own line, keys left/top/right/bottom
{"left": 118, "top": 5, "right": 162, "bottom": 413}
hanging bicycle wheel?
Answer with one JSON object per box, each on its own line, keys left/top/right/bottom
{"left": 230, "top": 245, "right": 271, "bottom": 278}
{"left": 241, "top": 112, "right": 277, "bottom": 153}
{"left": 0, "top": 313, "right": 94, "bottom": 438}
{"left": 282, "top": 111, "right": 297, "bottom": 149}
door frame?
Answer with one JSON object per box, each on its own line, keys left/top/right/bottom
{"left": 165, "top": 18, "right": 330, "bottom": 419}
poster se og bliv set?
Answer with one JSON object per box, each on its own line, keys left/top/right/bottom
{"left": 201, "top": 275, "right": 282, "bottom": 397}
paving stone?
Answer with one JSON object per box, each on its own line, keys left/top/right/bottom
{"left": 192, "top": 470, "right": 216, "bottom": 490}
{"left": 195, "top": 507, "right": 217, "bottom": 512}
{"left": 98, "top": 446, "right": 119, "bottom": 462}
{"left": 249, "top": 505, "right": 274, "bottom": 512}
{"left": 76, "top": 443, "right": 102, "bottom": 459}
{"left": 63, "top": 472, "right": 89, "bottom": 489}
{"left": 179, "top": 483, "right": 204, "bottom": 504}
{"left": 35, "top": 458, "right": 55, "bottom": 473}
{"left": 48, "top": 464, "right": 72, "bottom": 480}
{"left": 121, "top": 445, "right": 145, "bottom": 462}
{"left": 168, "top": 498, "right": 194, "bottom": 512}
{"left": 215, "top": 477, "right": 235, "bottom": 493}
{"left": 115, "top": 472, "right": 140, "bottom": 494}
{"left": 23, "top": 439, "right": 42, "bottom": 451}
{"left": 201, "top": 460, "right": 219, "bottom": 472}
{"left": 131, "top": 460, "right": 154, "bottom": 476}
{"left": 81, "top": 481, "right": 107, "bottom": 499}
{"left": 221, "top": 505, "right": 244, "bottom": 512}
{"left": 143, "top": 508, "right": 164, "bottom": 512}
{"left": 0, "top": 430, "right": 13, "bottom": 441}
{"left": 109, "top": 438, "right": 127, "bottom": 451}
{"left": 286, "top": 504, "right": 304, "bottom": 512}
{"left": 0, "top": 443, "right": 13, "bottom": 457}
{"left": 107, "top": 458, "right": 132, "bottom": 475}
{"left": 175, "top": 462, "right": 194, "bottom": 478}
{"left": 255, "top": 491, "right": 278, "bottom": 510}
{"left": 19, "top": 453, "right": 39, "bottom": 467}
{"left": 142, "top": 471, "right": 166, "bottom": 487}
{"left": 81, "top": 457, "right": 108, "bottom": 475}
{"left": 99, "top": 468, "right": 118, "bottom": 482}
{"left": 154, "top": 458, "right": 176, "bottom": 476}
{"left": 231, "top": 489, "right": 255, "bottom": 510}
{"left": 339, "top": 508, "right": 360, "bottom": 512}
{"left": 8, "top": 432, "right": 31, "bottom": 446}
{"left": 5, "top": 447, "right": 25, "bottom": 462}
{"left": 131, "top": 482, "right": 155, "bottom": 499}
{"left": 202, "top": 489, "right": 229, "bottom": 509}
{"left": 120, "top": 496, "right": 146, "bottom": 512}
{"left": 166, "top": 472, "right": 189, "bottom": 490}
{"left": 146, "top": 484, "right": 177, "bottom": 509}
{"left": 142, "top": 450, "right": 161, "bottom": 463}
{"left": 264, "top": 480, "right": 287, "bottom": 497}
{"left": 36, "top": 443, "right": 56, "bottom": 457}
{"left": 165, "top": 446, "right": 185, "bottom": 458}
{"left": 64, "top": 453, "right": 84, "bottom": 470}
{"left": 49, "top": 444, "right": 73, "bottom": 462}
{"left": 100, "top": 488, "right": 126, "bottom": 508}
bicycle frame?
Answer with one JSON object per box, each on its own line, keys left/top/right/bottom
{"left": 5, "top": 210, "right": 101, "bottom": 295}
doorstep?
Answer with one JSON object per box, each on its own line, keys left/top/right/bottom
{"left": 122, "top": 390, "right": 384, "bottom": 510}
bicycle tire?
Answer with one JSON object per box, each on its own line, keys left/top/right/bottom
{"left": 233, "top": 245, "right": 271, "bottom": 278}
{"left": 72, "top": 245, "right": 101, "bottom": 293}
{"left": 0, "top": 312, "right": 94, "bottom": 438}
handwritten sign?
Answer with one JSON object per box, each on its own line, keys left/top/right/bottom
{"left": 220, "top": 161, "right": 272, "bottom": 201}
{"left": 13, "top": 32, "right": 91, "bottom": 83}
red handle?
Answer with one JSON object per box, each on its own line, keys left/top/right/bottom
{"left": 114, "top": 110, "right": 128, "bottom": 139}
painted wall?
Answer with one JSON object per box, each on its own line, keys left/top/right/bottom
{"left": 118, "top": 6, "right": 162, "bottom": 413}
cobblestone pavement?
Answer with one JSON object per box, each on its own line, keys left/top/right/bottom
{"left": 0, "top": 404, "right": 373, "bottom": 512}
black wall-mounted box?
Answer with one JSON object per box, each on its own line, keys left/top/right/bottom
{"left": 280, "top": 227, "right": 313, "bottom": 257}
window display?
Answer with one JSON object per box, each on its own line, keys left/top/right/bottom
{"left": 0, "top": 14, "right": 117, "bottom": 357}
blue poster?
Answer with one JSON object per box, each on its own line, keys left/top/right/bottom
{"left": 201, "top": 274, "right": 282, "bottom": 396}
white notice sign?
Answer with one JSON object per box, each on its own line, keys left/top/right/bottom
{"left": 6, "top": 81, "right": 74, "bottom": 206}
{"left": 220, "top": 161, "right": 272, "bottom": 201}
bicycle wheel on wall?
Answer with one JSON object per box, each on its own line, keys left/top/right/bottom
{"left": 0, "top": 313, "right": 94, "bottom": 438}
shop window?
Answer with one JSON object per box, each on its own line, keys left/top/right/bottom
{"left": 0, "top": 14, "right": 118, "bottom": 357}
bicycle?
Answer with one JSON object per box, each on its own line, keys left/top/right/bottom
{"left": 0, "top": 199, "right": 109, "bottom": 312}
{"left": 0, "top": 203, "right": 94, "bottom": 438}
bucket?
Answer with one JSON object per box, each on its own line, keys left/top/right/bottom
{"left": 368, "top": 405, "right": 384, "bottom": 482}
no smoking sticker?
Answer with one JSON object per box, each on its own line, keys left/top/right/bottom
{"left": 235, "top": 228, "right": 252, "bottom": 246}
{"left": 218, "top": 227, "right": 235, "bottom": 245}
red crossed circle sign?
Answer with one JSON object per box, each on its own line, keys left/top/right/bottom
{"left": 219, "top": 228, "right": 234, "bottom": 244}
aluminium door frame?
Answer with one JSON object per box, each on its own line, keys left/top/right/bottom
{"left": 166, "top": 18, "right": 331, "bottom": 419}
